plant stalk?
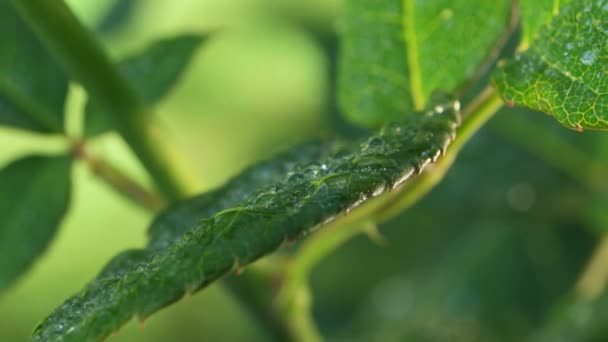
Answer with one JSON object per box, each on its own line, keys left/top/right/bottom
{"left": 71, "top": 140, "right": 166, "bottom": 212}
{"left": 575, "top": 236, "right": 608, "bottom": 300}
{"left": 12, "top": 0, "right": 197, "bottom": 201}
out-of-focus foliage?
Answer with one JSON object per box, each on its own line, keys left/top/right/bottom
{"left": 339, "top": 0, "right": 510, "bottom": 126}
{"left": 0, "top": 0, "right": 68, "bottom": 132}
{"left": 0, "top": 156, "right": 72, "bottom": 291}
{"left": 85, "top": 34, "right": 207, "bottom": 137}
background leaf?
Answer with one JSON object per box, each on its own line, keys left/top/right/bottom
{"left": 33, "top": 102, "right": 459, "bottom": 341}
{"left": 84, "top": 34, "right": 206, "bottom": 137}
{"left": 0, "top": 0, "right": 68, "bottom": 133}
{"left": 519, "top": 0, "right": 572, "bottom": 48}
{"left": 338, "top": 0, "right": 511, "bottom": 127}
{"left": 494, "top": 0, "right": 608, "bottom": 131}
{"left": 0, "top": 155, "right": 72, "bottom": 291}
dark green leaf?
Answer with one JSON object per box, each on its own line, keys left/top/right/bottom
{"left": 494, "top": 0, "right": 608, "bottom": 131}
{"left": 0, "top": 155, "right": 72, "bottom": 291}
{"left": 84, "top": 34, "right": 205, "bottom": 137}
{"left": 96, "top": 0, "right": 141, "bottom": 34}
{"left": 0, "top": 1, "right": 68, "bottom": 133}
{"left": 33, "top": 101, "right": 460, "bottom": 341}
{"left": 338, "top": 0, "right": 511, "bottom": 127}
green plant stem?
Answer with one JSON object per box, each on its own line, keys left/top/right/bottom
{"left": 278, "top": 220, "right": 378, "bottom": 342}
{"left": 71, "top": 140, "right": 166, "bottom": 212}
{"left": 575, "top": 236, "right": 608, "bottom": 300}
{"left": 12, "top": 0, "right": 197, "bottom": 201}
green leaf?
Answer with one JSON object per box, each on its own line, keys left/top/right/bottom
{"left": 338, "top": 0, "right": 511, "bottom": 127}
{"left": 0, "top": 1, "right": 68, "bottom": 133}
{"left": 519, "top": 0, "right": 573, "bottom": 48}
{"left": 0, "top": 155, "right": 72, "bottom": 291}
{"left": 533, "top": 295, "right": 608, "bottom": 341}
{"left": 84, "top": 34, "right": 205, "bottom": 137}
{"left": 32, "top": 101, "right": 460, "bottom": 341}
{"left": 494, "top": 0, "right": 608, "bottom": 131}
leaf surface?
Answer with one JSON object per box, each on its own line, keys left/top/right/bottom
{"left": 494, "top": 0, "right": 608, "bottom": 130}
{"left": 0, "top": 155, "right": 72, "bottom": 291}
{"left": 519, "top": 0, "right": 573, "bottom": 47}
{"left": 33, "top": 102, "right": 460, "bottom": 341}
{"left": 84, "top": 34, "right": 205, "bottom": 137}
{"left": 0, "top": 1, "right": 68, "bottom": 132}
{"left": 338, "top": 0, "right": 511, "bottom": 127}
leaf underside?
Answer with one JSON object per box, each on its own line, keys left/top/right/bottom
{"left": 494, "top": 0, "right": 608, "bottom": 130}
{"left": 0, "top": 0, "right": 68, "bottom": 133}
{"left": 339, "top": 0, "right": 510, "bottom": 127}
{"left": 33, "top": 102, "right": 460, "bottom": 341}
{"left": 0, "top": 156, "right": 72, "bottom": 291}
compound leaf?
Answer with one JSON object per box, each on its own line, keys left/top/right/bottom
{"left": 84, "top": 34, "right": 205, "bottom": 137}
{"left": 33, "top": 102, "right": 460, "bottom": 341}
{"left": 0, "top": 155, "right": 72, "bottom": 291}
{"left": 339, "top": 0, "right": 511, "bottom": 127}
{"left": 494, "top": 0, "right": 608, "bottom": 131}
{"left": 0, "top": 0, "right": 68, "bottom": 133}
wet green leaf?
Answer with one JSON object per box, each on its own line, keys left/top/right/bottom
{"left": 0, "top": 155, "right": 72, "bottom": 291}
{"left": 84, "top": 34, "right": 205, "bottom": 137}
{"left": 0, "top": 1, "right": 68, "bottom": 132}
{"left": 338, "top": 0, "right": 511, "bottom": 127}
{"left": 494, "top": 0, "right": 608, "bottom": 131}
{"left": 33, "top": 102, "right": 460, "bottom": 341}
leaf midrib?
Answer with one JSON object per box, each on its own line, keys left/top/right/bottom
{"left": 403, "top": 0, "right": 425, "bottom": 110}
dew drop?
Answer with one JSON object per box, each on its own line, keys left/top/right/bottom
{"left": 581, "top": 50, "right": 597, "bottom": 65}
{"left": 287, "top": 172, "right": 305, "bottom": 183}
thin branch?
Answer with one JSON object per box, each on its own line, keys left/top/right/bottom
{"left": 278, "top": 220, "right": 378, "bottom": 342}
{"left": 71, "top": 140, "right": 166, "bottom": 212}
{"left": 575, "top": 237, "right": 608, "bottom": 300}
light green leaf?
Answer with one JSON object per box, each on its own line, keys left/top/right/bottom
{"left": 519, "top": 0, "right": 573, "bottom": 48}
{"left": 0, "top": 155, "right": 72, "bottom": 291}
{"left": 84, "top": 34, "right": 205, "bottom": 137}
{"left": 0, "top": 1, "right": 68, "bottom": 133}
{"left": 33, "top": 101, "right": 460, "bottom": 341}
{"left": 494, "top": 0, "right": 608, "bottom": 131}
{"left": 338, "top": 0, "right": 511, "bottom": 127}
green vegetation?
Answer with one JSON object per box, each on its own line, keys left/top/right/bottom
{"left": 1, "top": 0, "right": 607, "bottom": 341}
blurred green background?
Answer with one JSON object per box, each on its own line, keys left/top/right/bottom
{"left": 2, "top": 0, "right": 608, "bottom": 341}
